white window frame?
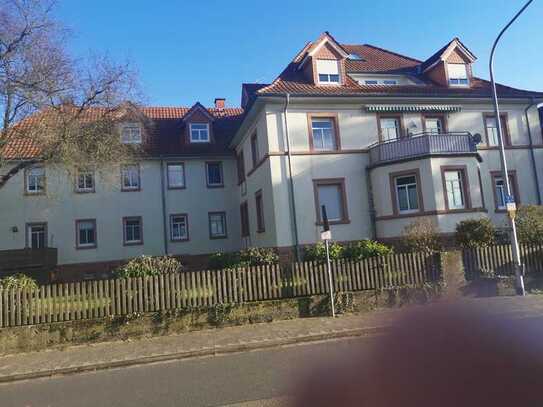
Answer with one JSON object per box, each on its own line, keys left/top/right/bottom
{"left": 447, "top": 63, "right": 469, "bottom": 87}
{"left": 123, "top": 217, "right": 142, "bottom": 245}
{"left": 209, "top": 212, "right": 227, "bottom": 239}
{"left": 76, "top": 220, "right": 97, "bottom": 249}
{"left": 444, "top": 170, "right": 465, "bottom": 210}
{"left": 316, "top": 59, "right": 340, "bottom": 85}
{"left": 311, "top": 117, "right": 337, "bottom": 151}
{"left": 206, "top": 162, "right": 223, "bottom": 187}
{"left": 395, "top": 175, "right": 420, "bottom": 213}
{"left": 485, "top": 117, "right": 500, "bottom": 146}
{"left": 121, "top": 164, "right": 140, "bottom": 191}
{"left": 121, "top": 123, "right": 142, "bottom": 144}
{"left": 167, "top": 163, "right": 185, "bottom": 189}
{"left": 425, "top": 118, "right": 444, "bottom": 135}
{"left": 27, "top": 223, "right": 47, "bottom": 249}
{"left": 26, "top": 166, "right": 45, "bottom": 194}
{"left": 380, "top": 118, "right": 401, "bottom": 142}
{"left": 76, "top": 169, "right": 95, "bottom": 192}
{"left": 189, "top": 123, "right": 210, "bottom": 143}
{"left": 170, "top": 214, "right": 188, "bottom": 241}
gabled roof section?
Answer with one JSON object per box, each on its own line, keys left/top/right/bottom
{"left": 297, "top": 31, "right": 349, "bottom": 70}
{"left": 342, "top": 44, "right": 421, "bottom": 73}
{"left": 421, "top": 38, "right": 477, "bottom": 72}
{"left": 182, "top": 102, "right": 216, "bottom": 122}
{"left": 2, "top": 106, "right": 245, "bottom": 160}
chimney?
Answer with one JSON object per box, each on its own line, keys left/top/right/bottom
{"left": 214, "top": 98, "right": 225, "bottom": 110}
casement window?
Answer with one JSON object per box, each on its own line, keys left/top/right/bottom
{"left": 383, "top": 80, "right": 398, "bottom": 85}
{"left": 443, "top": 170, "right": 467, "bottom": 210}
{"left": 424, "top": 117, "right": 445, "bottom": 134}
{"left": 167, "top": 163, "right": 185, "bottom": 189}
{"left": 240, "top": 202, "right": 250, "bottom": 237}
{"left": 76, "top": 169, "right": 95, "bottom": 193}
{"left": 255, "top": 190, "right": 265, "bottom": 233}
{"left": 484, "top": 115, "right": 510, "bottom": 147}
{"left": 209, "top": 212, "right": 227, "bottom": 239}
{"left": 395, "top": 175, "right": 420, "bottom": 213}
{"left": 379, "top": 117, "right": 401, "bottom": 141}
{"left": 365, "top": 80, "right": 378, "bottom": 85}
{"left": 206, "top": 162, "right": 223, "bottom": 187}
{"left": 236, "top": 151, "right": 246, "bottom": 184}
{"left": 25, "top": 166, "right": 45, "bottom": 194}
{"left": 251, "top": 133, "right": 260, "bottom": 168}
{"left": 170, "top": 214, "right": 188, "bottom": 241}
{"left": 492, "top": 172, "right": 519, "bottom": 210}
{"left": 121, "top": 164, "right": 140, "bottom": 191}
{"left": 316, "top": 59, "right": 340, "bottom": 84}
{"left": 123, "top": 217, "right": 143, "bottom": 245}
{"left": 121, "top": 123, "right": 142, "bottom": 144}
{"left": 310, "top": 117, "right": 338, "bottom": 151}
{"left": 189, "top": 123, "right": 210, "bottom": 143}
{"left": 314, "top": 179, "right": 349, "bottom": 223}
{"left": 26, "top": 223, "right": 47, "bottom": 249}
{"left": 76, "top": 219, "right": 97, "bottom": 249}
{"left": 447, "top": 63, "right": 469, "bottom": 86}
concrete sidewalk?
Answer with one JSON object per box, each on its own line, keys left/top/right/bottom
{"left": 0, "top": 310, "right": 398, "bottom": 383}
{"left": 2, "top": 295, "right": 543, "bottom": 384}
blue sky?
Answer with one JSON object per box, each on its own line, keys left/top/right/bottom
{"left": 57, "top": 0, "right": 542, "bottom": 108}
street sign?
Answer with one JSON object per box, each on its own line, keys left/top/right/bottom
{"left": 321, "top": 230, "right": 332, "bottom": 241}
{"left": 506, "top": 202, "right": 517, "bottom": 212}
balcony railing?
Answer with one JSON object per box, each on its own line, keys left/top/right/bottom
{"left": 368, "top": 132, "right": 478, "bottom": 167}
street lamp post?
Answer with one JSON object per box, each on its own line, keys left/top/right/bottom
{"left": 489, "top": 0, "right": 534, "bottom": 296}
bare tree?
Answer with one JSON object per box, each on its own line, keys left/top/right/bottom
{"left": 0, "top": 0, "right": 144, "bottom": 188}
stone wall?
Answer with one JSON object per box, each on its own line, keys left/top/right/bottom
{"left": 0, "top": 286, "right": 441, "bottom": 356}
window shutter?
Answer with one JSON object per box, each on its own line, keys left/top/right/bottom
{"left": 316, "top": 59, "right": 339, "bottom": 75}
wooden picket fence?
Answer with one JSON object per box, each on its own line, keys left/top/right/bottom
{"left": 463, "top": 243, "right": 543, "bottom": 279}
{"left": 0, "top": 252, "right": 440, "bottom": 328}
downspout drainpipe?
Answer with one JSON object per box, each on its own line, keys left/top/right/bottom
{"left": 283, "top": 93, "right": 301, "bottom": 261}
{"left": 524, "top": 98, "right": 542, "bottom": 205}
{"left": 159, "top": 157, "right": 169, "bottom": 256}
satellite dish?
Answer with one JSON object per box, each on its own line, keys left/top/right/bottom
{"left": 472, "top": 133, "right": 482, "bottom": 144}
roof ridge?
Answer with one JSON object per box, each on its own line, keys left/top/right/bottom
{"left": 358, "top": 43, "right": 422, "bottom": 63}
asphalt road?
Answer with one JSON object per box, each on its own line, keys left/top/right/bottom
{"left": 3, "top": 297, "right": 543, "bottom": 407}
{"left": 0, "top": 337, "right": 371, "bottom": 407}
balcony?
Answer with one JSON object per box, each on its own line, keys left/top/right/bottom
{"left": 368, "top": 132, "right": 479, "bottom": 167}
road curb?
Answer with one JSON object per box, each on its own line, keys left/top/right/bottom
{"left": 0, "top": 325, "right": 388, "bottom": 384}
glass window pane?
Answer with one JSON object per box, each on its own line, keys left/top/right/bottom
{"left": 168, "top": 164, "right": 184, "bottom": 187}
{"left": 381, "top": 118, "right": 399, "bottom": 141}
{"left": 207, "top": 163, "right": 222, "bottom": 185}
{"left": 407, "top": 185, "right": 419, "bottom": 210}
{"left": 312, "top": 119, "right": 336, "bottom": 151}
{"left": 318, "top": 184, "right": 342, "bottom": 221}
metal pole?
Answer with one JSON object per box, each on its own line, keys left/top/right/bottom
{"left": 325, "top": 239, "right": 335, "bottom": 318}
{"left": 489, "top": 0, "right": 533, "bottom": 296}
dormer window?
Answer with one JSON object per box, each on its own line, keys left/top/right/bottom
{"left": 316, "top": 59, "right": 340, "bottom": 84}
{"left": 121, "top": 123, "right": 142, "bottom": 144}
{"left": 447, "top": 63, "right": 469, "bottom": 86}
{"left": 190, "top": 123, "right": 210, "bottom": 143}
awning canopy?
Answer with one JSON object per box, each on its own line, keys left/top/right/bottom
{"left": 365, "top": 104, "right": 462, "bottom": 113}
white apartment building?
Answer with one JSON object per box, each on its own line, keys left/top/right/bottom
{"left": 1, "top": 32, "right": 542, "bottom": 281}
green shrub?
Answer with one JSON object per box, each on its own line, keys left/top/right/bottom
{"left": 304, "top": 242, "right": 344, "bottom": 263}
{"left": 208, "top": 252, "right": 241, "bottom": 270}
{"left": 455, "top": 218, "right": 495, "bottom": 248}
{"left": 0, "top": 274, "right": 38, "bottom": 289}
{"left": 402, "top": 219, "right": 441, "bottom": 253}
{"left": 343, "top": 240, "right": 393, "bottom": 260}
{"left": 209, "top": 248, "right": 279, "bottom": 270}
{"left": 114, "top": 255, "right": 181, "bottom": 278}
{"left": 515, "top": 205, "right": 543, "bottom": 244}
{"left": 239, "top": 247, "right": 279, "bottom": 266}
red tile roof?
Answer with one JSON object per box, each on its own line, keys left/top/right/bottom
{"left": 1, "top": 106, "right": 244, "bottom": 160}
{"left": 254, "top": 39, "right": 543, "bottom": 99}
